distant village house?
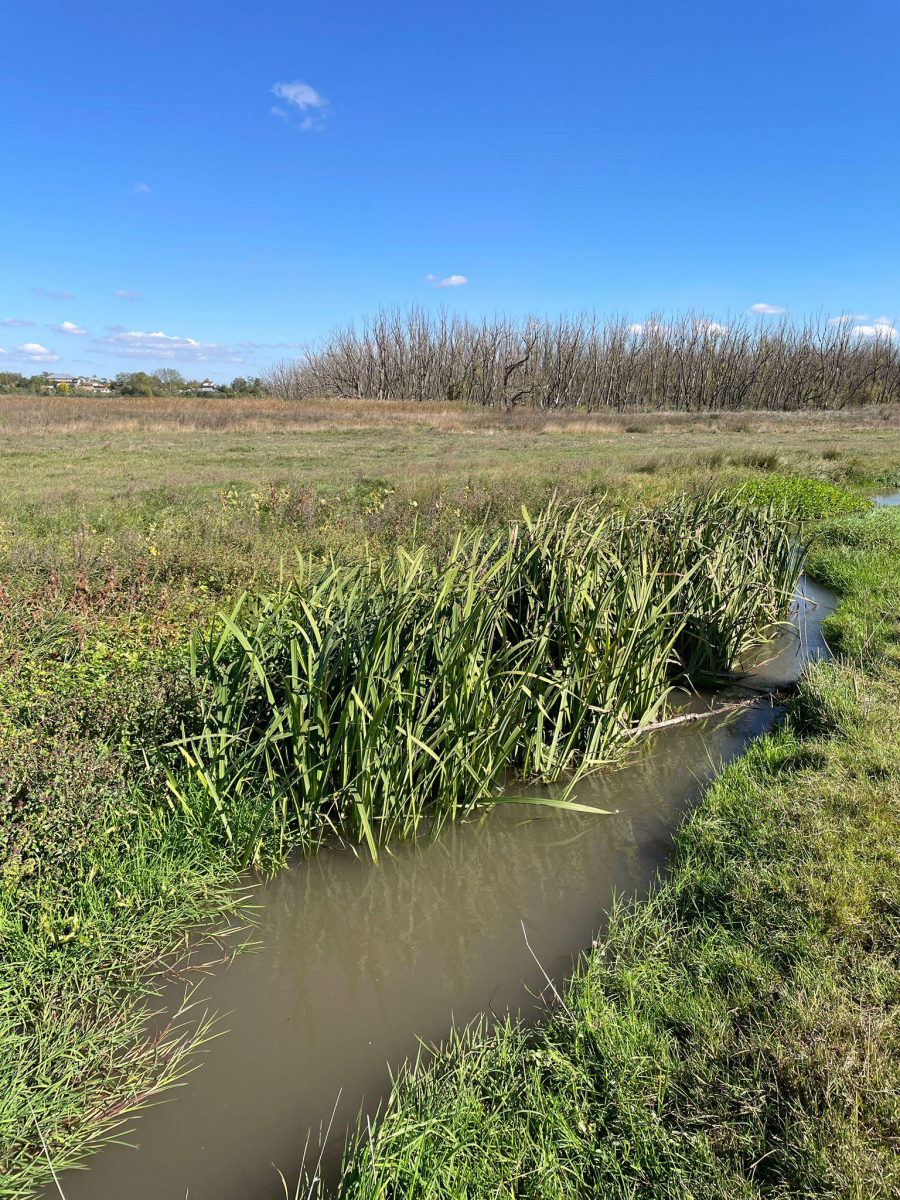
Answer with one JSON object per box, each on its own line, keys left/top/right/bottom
{"left": 41, "top": 373, "right": 112, "bottom": 393}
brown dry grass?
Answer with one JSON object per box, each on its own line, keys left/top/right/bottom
{"left": 4, "top": 394, "right": 900, "bottom": 438}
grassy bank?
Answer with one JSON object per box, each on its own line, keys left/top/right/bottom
{"left": 323, "top": 506, "right": 900, "bottom": 1198}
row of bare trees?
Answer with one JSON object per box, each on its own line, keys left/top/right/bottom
{"left": 263, "top": 307, "right": 900, "bottom": 410}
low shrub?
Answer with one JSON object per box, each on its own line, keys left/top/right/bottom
{"left": 731, "top": 473, "right": 871, "bottom": 520}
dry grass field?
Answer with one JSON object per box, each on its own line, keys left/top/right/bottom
{"left": 2, "top": 395, "right": 900, "bottom": 515}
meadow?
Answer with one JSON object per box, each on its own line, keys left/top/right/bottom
{"left": 1, "top": 395, "right": 899, "bottom": 1195}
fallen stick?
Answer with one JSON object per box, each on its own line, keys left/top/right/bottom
{"left": 635, "top": 690, "right": 786, "bottom": 736}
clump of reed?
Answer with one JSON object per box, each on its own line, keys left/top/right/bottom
{"left": 163, "top": 495, "right": 802, "bottom": 866}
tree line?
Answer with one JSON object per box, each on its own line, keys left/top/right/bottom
{"left": 263, "top": 307, "right": 900, "bottom": 411}
{"left": 0, "top": 369, "right": 266, "bottom": 397}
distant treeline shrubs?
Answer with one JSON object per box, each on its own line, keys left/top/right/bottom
{"left": 264, "top": 307, "right": 900, "bottom": 411}
{"left": 0, "top": 369, "right": 266, "bottom": 397}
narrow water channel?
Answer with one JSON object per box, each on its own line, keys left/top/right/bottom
{"left": 61, "top": 577, "right": 836, "bottom": 1200}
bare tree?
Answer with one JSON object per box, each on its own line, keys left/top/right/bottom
{"left": 265, "top": 308, "right": 900, "bottom": 411}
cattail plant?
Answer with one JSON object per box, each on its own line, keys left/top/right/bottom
{"left": 161, "top": 495, "right": 803, "bottom": 866}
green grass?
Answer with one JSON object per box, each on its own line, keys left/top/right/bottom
{"left": 1, "top": 401, "right": 899, "bottom": 599}
{"left": 321, "top": 508, "right": 900, "bottom": 1199}
{"left": 807, "top": 510, "right": 900, "bottom": 664}
{"left": 0, "top": 603, "right": 248, "bottom": 1194}
{"left": 729, "top": 472, "right": 872, "bottom": 519}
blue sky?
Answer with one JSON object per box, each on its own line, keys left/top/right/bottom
{"left": 2, "top": 0, "right": 898, "bottom": 381}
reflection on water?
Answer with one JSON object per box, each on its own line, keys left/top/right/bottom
{"left": 59, "top": 578, "right": 835, "bottom": 1200}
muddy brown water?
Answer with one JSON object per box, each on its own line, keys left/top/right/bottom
{"left": 59, "top": 578, "right": 836, "bottom": 1200}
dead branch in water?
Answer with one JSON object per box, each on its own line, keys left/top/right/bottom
{"left": 636, "top": 688, "right": 790, "bottom": 735}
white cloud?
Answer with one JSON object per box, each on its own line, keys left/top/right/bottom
{"left": 49, "top": 321, "right": 88, "bottom": 336}
{"left": 426, "top": 274, "right": 468, "bottom": 288}
{"left": 827, "top": 313, "right": 868, "bottom": 326}
{"left": 131, "top": 182, "right": 151, "bottom": 194}
{"left": 93, "top": 326, "right": 244, "bottom": 363}
{"left": 34, "top": 288, "right": 75, "bottom": 300}
{"left": 237, "top": 340, "right": 305, "bottom": 350}
{"left": 16, "top": 342, "right": 59, "bottom": 362}
{"left": 748, "top": 302, "right": 787, "bottom": 315}
{"left": 852, "top": 321, "right": 898, "bottom": 340}
{"left": 1, "top": 317, "right": 35, "bottom": 327}
{"left": 271, "top": 81, "right": 329, "bottom": 130}
{"left": 272, "top": 81, "right": 327, "bottom": 110}
{"left": 114, "top": 290, "right": 143, "bottom": 301}
{"left": 696, "top": 319, "right": 729, "bottom": 335}
{"left": 627, "top": 320, "right": 670, "bottom": 336}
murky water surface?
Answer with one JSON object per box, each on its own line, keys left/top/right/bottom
{"left": 61, "top": 578, "right": 835, "bottom": 1199}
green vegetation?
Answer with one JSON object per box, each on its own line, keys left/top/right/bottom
{"left": 174, "top": 497, "right": 798, "bottom": 866}
{"left": 0, "top": 402, "right": 897, "bottom": 1195}
{"left": 0, "top": 498, "right": 797, "bottom": 1194}
{"left": 731, "top": 472, "right": 873, "bottom": 519}
{"left": 807, "top": 511, "right": 900, "bottom": 665}
{"left": 0, "top": 599, "right": 246, "bottom": 1194}
{"left": 0, "top": 370, "right": 265, "bottom": 397}
{"left": 322, "top": 506, "right": 900, "bottom": 1200}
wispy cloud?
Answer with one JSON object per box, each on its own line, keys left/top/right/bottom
{"left": 49, "top": 321, "right": 88, "bottom": 336}
{"left": 748, "top": 302, "right": 787, "bottom": 315}
{"left": 827, "top": 313, "right": 868, "bottom": 326}
{"left": 271, "top": 81, "right": 329, "bottom": 131}
{"left": 426, "top": 274, "right": 468, "bottom": 288}
{"left": 1, "top": 317, "right": 35, "bottom": 327}
{"left": 237, "top": 340, "right": 305, "bottom": 350}
{"left": 114, "top": 290, "right": 144, "bottom": 301}
{"left": 34, "top": 288, "right": 75, "bottom": 300}
{"left": 93, "top": 326, "right": 244, "bottom": 363}
{"left": 13, "top": 342, "right": 59, "bottom": 363}
{"left": 130, "top": 182, "right": 151, "bottom": 194}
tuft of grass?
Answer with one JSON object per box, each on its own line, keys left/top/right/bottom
{"left": 0, "top": 603, "right": 247, "bottom": 1196}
